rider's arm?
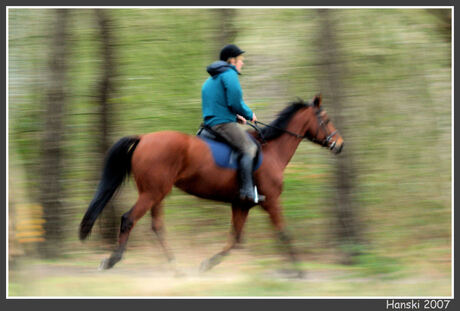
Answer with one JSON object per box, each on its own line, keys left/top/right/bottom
{"left": 221, "top": 71, "right": 254, "bottom": 121}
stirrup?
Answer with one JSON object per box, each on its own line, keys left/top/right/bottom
{"left": 240, "top": 186, "right": 265, "bottom": 204}
{"left": 253, "top": 186, "right": 265, "bottom": 203}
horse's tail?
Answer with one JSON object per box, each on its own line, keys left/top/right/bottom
{"left": 79, "top": 136, "right": 141, "bottom": 241}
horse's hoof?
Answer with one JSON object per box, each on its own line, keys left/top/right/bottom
{"left": 274, "top": 268, "right": 306, "bottom": 279}
{"left": 198, "top": 259, "right": 211, "bottom": 273}
{"left": 297, "top": 270, "right": 307, "bottom": 279}
{"left": 98, "top": 258, "right": 112, "bottom": 271}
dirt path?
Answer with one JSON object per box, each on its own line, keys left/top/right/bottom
{"left": 8, "top": 244, "right": 452, "bottom": 297}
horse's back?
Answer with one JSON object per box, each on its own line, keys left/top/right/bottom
{"left": 132, "top": 130, "right": 212, "bottom": 170}
{"left": 137, "top": 131, "right": 210, "bottom": 154}
{"left": 135, "top": 131, "right": 189, "bottom": 154}
{"left": 130, "top": 131, "right": 191, "bottom": 181}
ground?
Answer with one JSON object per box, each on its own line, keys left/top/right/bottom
{"left": 8, "top": 243, "right": 451, "bottom": 297}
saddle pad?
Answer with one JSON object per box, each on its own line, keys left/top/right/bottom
{"left": 198, "top": 137, "right": 263, "bottom": 171}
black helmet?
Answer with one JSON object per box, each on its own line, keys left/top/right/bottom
{"left": 219, "top": 44, "right": 245, "bottom": 61}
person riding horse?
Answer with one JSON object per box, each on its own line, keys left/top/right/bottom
{"left": 80, "top": 43, "right": 344, "bottom": 274}
{"left": 201, "top": 44, "right": 263, "bottom": 203}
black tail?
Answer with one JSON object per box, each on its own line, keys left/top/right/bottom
{"left": 79, "top": 136, "right": 141, "bottom": 241}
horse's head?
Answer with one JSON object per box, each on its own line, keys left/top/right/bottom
{"left": 305, "top": 94, "right": 344, "bottom": 154}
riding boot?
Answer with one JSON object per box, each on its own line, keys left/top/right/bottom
{"left": 238, "top": 154, "right": 265, "bottom": 203}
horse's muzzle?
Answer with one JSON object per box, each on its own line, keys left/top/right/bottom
{"left": 331, "top": 141, "right": 344, "bottom": 154}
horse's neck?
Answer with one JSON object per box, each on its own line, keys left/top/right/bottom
{"left": 265, "top": 111, "right": 311, "bottom": 169}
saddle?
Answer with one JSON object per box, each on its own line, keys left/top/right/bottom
{"left": 196, "top": 125, "right": 263, "bottom": 171}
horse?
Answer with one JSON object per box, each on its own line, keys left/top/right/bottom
{"left": 79, "top": 94, "right": 344, "bottom": 276}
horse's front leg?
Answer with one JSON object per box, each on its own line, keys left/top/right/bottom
{"left": 150, "top": 203, "right": 183, "bottom": 277}
{"left": 199, "top": 204, "right": 249, "bottom": 273}
{"left": 261, "top": 199, "right": 305, "bottom": 278}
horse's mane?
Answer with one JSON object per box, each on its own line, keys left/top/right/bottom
{"left": 257, "top": 99, "right": 310, "bottom": 141}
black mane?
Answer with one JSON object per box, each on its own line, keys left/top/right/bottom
{"left": 258, "top": 99, "right": 310, "bottom": 141}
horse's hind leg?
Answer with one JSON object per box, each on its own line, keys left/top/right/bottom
{"left": 99, "top": 193, "right": 155, "bottom": 270}
{"left": 199, "top": 204, "right": 249, "bottom": 273}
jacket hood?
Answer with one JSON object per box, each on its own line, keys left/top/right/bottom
{"left": 206, "top": 61, "right": 238, "bottom": 77}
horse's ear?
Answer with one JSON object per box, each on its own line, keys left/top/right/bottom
{"left": 313, "top": 94, "right": 322, "bottom": 108}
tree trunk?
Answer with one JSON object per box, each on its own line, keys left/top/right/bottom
{"left": 426, "top": 8, "right": 451, "bottom": 41}
{"left": 316, "top": 9, "right": 362, "bottom": 264}
{"left": 94, "top": 9, "right": 119, "bottom": 245}
{"left": 217, "top": 9, "right": 237, "bottom": 48}
{"left": 39, "top": 9, "right": 69, "bottom": 258}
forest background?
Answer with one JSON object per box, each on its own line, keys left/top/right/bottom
{"left": 8, "top": 8, "right": 452, "bottom": 296}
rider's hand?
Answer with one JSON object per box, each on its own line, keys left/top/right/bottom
{"left": 252, "top": 113, "right": 258, "bottom": 122}
{"left": 236, "top": 114, "right": 247, "bottom": 124}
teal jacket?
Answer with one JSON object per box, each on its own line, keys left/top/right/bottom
{"left": 201, "top": 61, "right": 254, "bottom": 127}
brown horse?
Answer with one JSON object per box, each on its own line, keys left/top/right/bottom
{"left": 79, "top": 95, "right": 344, "bottom": 276}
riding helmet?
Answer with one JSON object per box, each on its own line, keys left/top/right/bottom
{"left": 219, "top": 44, "right": 245, "bottom": 61}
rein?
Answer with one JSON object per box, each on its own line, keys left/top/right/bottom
{"left": 245, "top": 121, "right": 268, "bottom": 144}
{"left": 249, "top": 112, "right": 338, "bottom": 149}
{"left": 252, "top": 120, "right": 305, "bottom": 139}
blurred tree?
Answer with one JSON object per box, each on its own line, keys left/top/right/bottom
{"left": 93, "top": 9, "right": 119, "bottom": 246}
{"left": 316, "top": 9, "right": 363, "bottom": 264}
{"left": 217, "top": 9, "right": 237, "bottom": 49}
{"left": 39, "top": 9, "right": 69, "bottom": 258}
{"left": 426, "top": 9, "right": 451, "bottom": 41}
{"left": 9, "top": 10, "right": 45, "bottom": 207}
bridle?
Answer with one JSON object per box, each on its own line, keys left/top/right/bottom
{"left": 309, "top": 108, "right": 338, "bottom": 150}
{"left": 249, "top": 107, "right": 338, "bottom": 150}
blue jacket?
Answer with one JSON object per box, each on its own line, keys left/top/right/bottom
{"left": 201, "top": 61, "right": 254, "bottom": 127}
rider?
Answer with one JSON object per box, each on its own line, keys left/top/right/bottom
{"left": 201, "top": 44, "right": 263, "bottom": 203}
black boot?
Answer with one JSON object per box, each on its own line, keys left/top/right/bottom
{"left": 238, "top": 154, "right": 265, "bottom": 203}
